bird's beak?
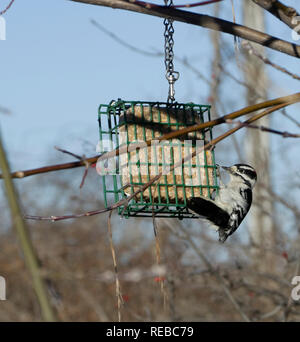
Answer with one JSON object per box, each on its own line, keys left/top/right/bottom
{"left": 222, "top": 166, "right": 234, "bottom": 174}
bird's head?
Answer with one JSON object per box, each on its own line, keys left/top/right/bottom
{"left": 222, "top": 164, "right": 257, "bottom": 189}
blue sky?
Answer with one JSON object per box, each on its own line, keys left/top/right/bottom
{"left": 0, "top": 0, "right": 300, "bottom": 246}
{"left": 0, "top": 0, "right": 299, "bottom": 174}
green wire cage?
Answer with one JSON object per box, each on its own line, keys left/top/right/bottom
{"left": 97, "top": 100, "right": 219, "bottom": 219}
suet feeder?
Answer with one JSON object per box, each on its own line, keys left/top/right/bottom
{"left": 98, "top": 99, "right": 219, "bottom": 219}
{"left": 97, "top": 2, "right": 219, "bottom": 218}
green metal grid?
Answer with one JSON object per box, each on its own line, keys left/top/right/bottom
{"left": 98, "top": 99, "right": 219, "bottom": 219}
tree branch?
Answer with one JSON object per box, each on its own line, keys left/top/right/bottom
{"left": 252, "top": 0, "right": 299, "bottom": 30}
{"left": 176, "top": 224, "right": 251, "bottom": 322}
{"left": 174, "top": 0, "right": 223, "bottom": 8}
{"left": 226, "top": 120, "right": 300, "bottom": 138}
{"left": 2, "top": 91, "right": 300, "bottom": 180}
{"left": 25, "top": 101, "right": 295, "bottom": 222}
{"left": 0, "top": 0, "right": 15, "bottom": 15}
{"left": 242, "top": 41, "right": 300, "bottom": 81}
{"left": 0, "top": 156, "right": 99, "bottom": 179}
{"left": 0, "top": 132, "right": 57, "bottom": 321}
{"left": 69, "top": 0, "right": 300, "bottom": 58}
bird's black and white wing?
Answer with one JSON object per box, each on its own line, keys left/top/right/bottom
{"left": 187, "top": 188, "right": 252, "bottom": 243}
{"left": 187, "top": 197, "right": 230, "bottom": 229}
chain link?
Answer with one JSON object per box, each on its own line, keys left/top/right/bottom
{"left": 164, "top": 0, "right": 179, "bottom": 103}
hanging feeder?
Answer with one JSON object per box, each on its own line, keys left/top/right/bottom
{"left": 97, "top": 0, "right": 219, "bottom": 218}
{"left": 98, "top": 100, "right": 219, "bottom": 219}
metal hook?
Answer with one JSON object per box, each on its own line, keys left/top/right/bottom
{"left": 166, "top": 72, "right": 180, "bottom": 103}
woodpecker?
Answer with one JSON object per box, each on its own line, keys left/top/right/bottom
{"left": 187, "top": 164, "right": 257, "bottom": 243}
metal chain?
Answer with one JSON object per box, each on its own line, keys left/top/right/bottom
{"left": 164, "top": 0, "right": 179, "bottom": 103}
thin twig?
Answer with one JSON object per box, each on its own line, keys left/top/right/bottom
{"left": 0, "top": 106, "right": 12, "bottom": 115}
{"left": 153, "top": 221, "right": 168, "bottom": 313}
{"left": 173, "top": 0, "right": 223, "bottom": 8}
{"left": 107, "top": 211, "right": 123, "bottom": 322}
{"left": 79, "top": 167, "right": 90, "bottom": 189}
{"left": 174, "top": 224, "right": 251, "bottom": 322}
{"left": 218, "top": 63, "right": 261, "bottom": 97}
{"left": 261, "top": 184, "right": 300, "bottom": 220}
{"left": 91, "top": 18, "right": 210, "bottom": 83}
{"left": 242, "top": 41, "right": 300, "bottom": 81}
{"left": 280, "top": 109, "right": 300, "bottom": 128}
{"left": 54, "top": 146, "right": 83, "bottom": 160}
{"left": 151, "top": 182, "right": 169, "bottom": 313}
{"left": 127, "top": 0, "right": 223, "bottom": 9}
{"left": 226, "top": 120, "right": 300, "bottom": 138}
{"left": 91, "top": 19, "right": 161, "bottom": 57}
{"left": 0, "top": 0, "right": 15, "bottom": 15}
{"left": 258, "top": 305, "right": 282, "bottom": 320}
{"left": 55, "top": 146, "right": 91, "bottom": 188}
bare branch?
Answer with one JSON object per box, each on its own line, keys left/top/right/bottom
{"left": 91, "top": 18, "right": 210, "bottom": 82}
{"left": 2, "top": 92, "right": 300, "bottom": 180}
{"left": 0, "top": 106, "right": 12, "bottom": 115}
{"left": 123, "top": 0, "right": 225, "bottom": 9}
{"left": 79, "top": 167, "right": 90, "bottom": 189}
{"left": 54, "top": 146, "right": 83, "bottom": 161}
{"left": 0, "top": 155, "right": 99, "bottom": 179}
{"left": 70, "top": 0, "right": 300, "bottom": 58}
{"left": 0, "top": 130, "right": 57, "bottom": 321}
{"left": 90, "top": 18, "right": 161, "bottom": 56}
{"left": 252, "top": 0, "right": 299, "bottom": 30}
{"left": 242, "top": 41, "right": 300, "bottom": 81}
{"left": 175, "top": 225, "right": 251, "bottom": 322}
{"left": 0, "top": 0, "right": 15, "bottom": 15}
{"left": 261, "top": 185, "right": 300, "bottom": 220}
{"left": 218, "top": 63, "right": 261, "bottom": 97}
{"left": 55, "top": 146, "right": 91, "bottom": 188}
{"left": 280, "top": 108, "right": 300, "bottom": 128}
{"left": 174, "top": 0, "right": 223, "bottom": 8}
{"left": 226, "top": 120, "right": 300, "bottom": 138}
{"left": 107, "top": 211, "right": 123, "bottom": 322}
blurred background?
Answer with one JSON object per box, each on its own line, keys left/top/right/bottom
{"left": 0, "top": 0, "right": 300, "bottom": 321}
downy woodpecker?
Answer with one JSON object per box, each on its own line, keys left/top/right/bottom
{"left": 187, "top": 164, "right": 257, "bottom": 243}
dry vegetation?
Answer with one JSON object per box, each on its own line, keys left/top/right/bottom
{"left": 0, "top": 168, "right": 299, "bottom": 322}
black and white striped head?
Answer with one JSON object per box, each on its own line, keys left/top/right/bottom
{"left": 222, "top": 164, "right": 257, "bottom": 189}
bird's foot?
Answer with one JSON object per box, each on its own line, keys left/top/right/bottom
{"left": 218, "top": 229, "right": 228, "bottom": 243}
{"left": 215, "top": 164, "right": 221, "bottom": 178}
